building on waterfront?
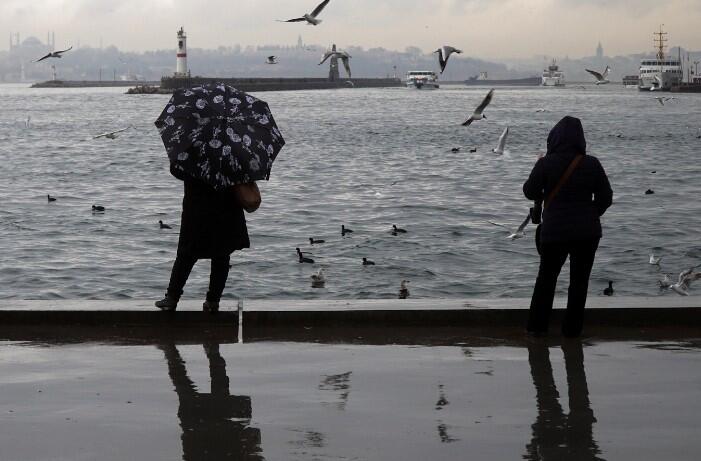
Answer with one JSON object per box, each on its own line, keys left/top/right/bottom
{"left": 175, "top": 27, "right": 188, "bottom": 77}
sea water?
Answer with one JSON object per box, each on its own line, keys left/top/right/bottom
{"left": 1, "top": 84, "right": 699, "bottom": 300}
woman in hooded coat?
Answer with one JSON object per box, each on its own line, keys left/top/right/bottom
{"left": 155, "top": 160, "right": 250, "bottom": 313}
{"left": 523, "top": 116, "right": 613, "bottom": 337}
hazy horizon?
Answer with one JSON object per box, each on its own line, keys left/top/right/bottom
{"left": 2, "top": 0, "right": 700, "bottom": 59}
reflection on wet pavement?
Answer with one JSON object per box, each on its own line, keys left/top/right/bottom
{"left": 159, "top": 342, "right": 263, "bottom": 460}
{"left": 1, "top": 338, "right": 701, "bottom": 460}
{"left": 525, "top": 340, "right": 603, "bottom": 460}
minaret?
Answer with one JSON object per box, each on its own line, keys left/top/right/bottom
{"left": 175, "top": 27, "right": 188, "bottom": 77}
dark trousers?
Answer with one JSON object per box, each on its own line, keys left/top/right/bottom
{"left": 528, "top": 239, "right": 599, "bottom": 337}
{"left": 166, "top": 251, "right": 231, "bottom": 302}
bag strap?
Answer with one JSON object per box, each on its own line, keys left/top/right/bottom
{"left": 544, "top": 154, "right": 583, "bottom": 209}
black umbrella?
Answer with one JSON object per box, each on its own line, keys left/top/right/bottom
{"left": 155, "top": 83, "right": 285, "bottom": 190}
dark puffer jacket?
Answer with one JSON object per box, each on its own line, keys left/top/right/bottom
{"left": 523, "top": 116, "right": 613, "bottom": 243}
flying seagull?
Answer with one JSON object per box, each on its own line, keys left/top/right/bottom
{"left": 434, "top": 46, "right": 462, "bottom": 74}
{"left": 462, "top": 89, "right": 494, "bottom": 126}
{"left": 94, "top": 126, "right": 130, "bottom": 139}
{"left": 492, "top": 126, "right": 509, "bottom": 155}
{"left": 649, "top": 253, "right": 661, "bottom": 266}
{"left": 488, "top": 214, "right": 530, "bottom": 240}
{"left": 319, "top": 50, "right": 352, "bottom": 78}
{"left": 265, "top": 55, "right": 278, "bottom": 64}
{"left": 585, "top": 65, "right": 610, "bottom": 85}
{"left": 278, "top": 0, "right": 331, "bottom": 26}
{"left": 35, "top": 46, "right": 73, "bottom": 63}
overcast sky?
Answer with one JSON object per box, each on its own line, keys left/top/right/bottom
{"left": 3, "top": 0, "right": 700, "bottom": 58}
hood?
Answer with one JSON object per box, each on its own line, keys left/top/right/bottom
{"left": 546, "top": 116, "right": 586, "bottom": 156}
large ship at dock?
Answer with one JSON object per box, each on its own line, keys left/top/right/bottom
{"left": 541, "top": 60, "right": 565, "bottom": 86}
{"left": 465, "top": 71, "right": 540, "bottom": 86}
{"left": 638, "top": 25, "right": 683, "bottom": 91}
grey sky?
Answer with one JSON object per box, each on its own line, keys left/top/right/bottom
{"left": 3, "top": 0, "right": 699, "bottom": 57}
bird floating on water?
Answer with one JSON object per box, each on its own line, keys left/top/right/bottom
{"left": 488, "top": 214, "right": 530, "bottom": 240}
{"left": 278, "top": 0, "right": 330, "bottom": 25}
{"left": 398, "top": 280, "right": 410, "bottom": 299}
{"left": 362, "top": 257, "right": 375, "bottom": 266}
{"left": 296, "top": 248, "right": 315, "bottom": 264}
{"left": 392, "top": 224, "right": 407, "bottom": 234}
{"left": 434, "top": 46, "right": 462, "bottom": 74}
{"left": 645, "top": 189, "right": 655, "bottom": 195}
{"left": 92, "top": 205, "right": 105, "bottom": 212}
{"left": 47, "top": 194, "right": 56, "bottom": 202}
{"left": 492, "top": 126, "right": 509, "bottom": 155}
{"left": 25, "top": 116, "right": 31, "bottom": 128}
{"left": 309, "top": 237, "right": 325, "bottom": 244}
{"left": 159, "top": 220, "right": 172, "bottom": 229}
{"left": 462, "top": 89, "right": 494, "bottom": 126}
{"left": 35, "top": 46, "right": 72, "bottom": 62}
{"left": 341, "top": 225, "right": 353, "bottom": 236}
{"left": 649, "top": 254, "right": 661, "bottom": 266}
{"left": 585, "top": 65, "right": 610, "bottom": 85}
{"left": 94, "top": 126, "right": 130, "bottom": 139}
{"left": 603, "top": 281, "right": 614, "bottom": 296}
{"left": 311, "top": 268, "right": 326, "bottom": 287}
{"left": 265, "top": 55, "right": 278, "bottom": 64}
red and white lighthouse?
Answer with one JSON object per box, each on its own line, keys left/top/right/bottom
{"left": 175, "top": 27, "right": 188, "bottom": 76}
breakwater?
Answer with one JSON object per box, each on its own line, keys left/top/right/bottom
{"left": 160, "top": 76, "right": 402, "bottom": 92}
{"left": 31, "top": 80, "right": 160, "bottom": 88}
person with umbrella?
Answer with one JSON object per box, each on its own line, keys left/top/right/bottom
{"left": 154, "top": 83, "right": 284, "bottom": 312}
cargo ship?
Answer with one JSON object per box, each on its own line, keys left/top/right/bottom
{"left": 465, "top": 72, "right": 540, "bottom": 86}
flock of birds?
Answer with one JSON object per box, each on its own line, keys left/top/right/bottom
{"left": 647, "top": 254, "right": 701, "bottom": 296}
{"left": 295, "top": 224, "right": 410, "bottom": 298}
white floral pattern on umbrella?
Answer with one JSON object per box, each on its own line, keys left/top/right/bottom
{"left": 155, "top": 83, "right": 285, "bottom": 190}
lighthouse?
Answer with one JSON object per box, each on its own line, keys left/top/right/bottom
{"left": 175, "top": 27, "right": 188, "bottom": 77}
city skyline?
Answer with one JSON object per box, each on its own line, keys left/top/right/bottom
{"left": 1, "top": 0, "right": 700, "bottom": 59}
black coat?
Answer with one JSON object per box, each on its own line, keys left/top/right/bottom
{"left": 523, "top": 116, "right": 613, "bottom": 243}
{"left": 176, "top": 175, "right": 250, "bottom": 259}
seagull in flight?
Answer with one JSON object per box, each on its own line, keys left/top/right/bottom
{"left": 434, "top": 46, "right": 462, "bottom": 74}
{"left": 278, "top": 0, "right": 331, "bottom": 26}
{"left": 492, "top": 126, "right": 509, "bottom": 155}
{"left": 462, "top": 89, "right": 494, "bottom": 126}
{"left": 35, "top": 46, "right": 73, "bottom": 63}
{"left": 94, "top": 126, "right": 130, "bottom": 139}
{"left": 585, "top": 65, "right": 610, "bottom": 85}
{"left": 488, "top": 214, "right": 530, "bottom": 240}
{"left": 319, "top": 50, "right": 352, "bottom": 78}
{"left": 669, "top": 267, "right": 701, "bottom": 296}
{"left": 649, "top": 253, "right": 661, "bottom": 266}
{"left": 265, "top": 55, "right": 278, "bottom": 64}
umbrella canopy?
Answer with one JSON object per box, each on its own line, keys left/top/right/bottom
{"left": 155, "top": 83, "right": 285, "bottom": 190}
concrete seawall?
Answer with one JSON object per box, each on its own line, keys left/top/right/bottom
{"left": 31, "top": 80, "right": 160, "bottom": 88}
{"left": 160, "top": 76, "right": 403, "bottom": 92}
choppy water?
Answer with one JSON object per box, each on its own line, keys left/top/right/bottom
{"left": 1, "top": 83, "right": 700, "bottom": 300}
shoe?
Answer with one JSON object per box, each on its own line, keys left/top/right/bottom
{"left": 155, "top": 296, "right": 178, "bottom": 311}
{"left": 203, "top": 300, "right": 219, "bottom": 313}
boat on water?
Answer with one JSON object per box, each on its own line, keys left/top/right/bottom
{"left": 622, "top": 75, "right": 640, "bottom": 88}
{"left": 541, "top": 60, "right": 565, "bottom": 86}
{"left": 639, "top": 25, "right": 683, "bottom": 91}
{"left": 406, "top": 71, "right": 439, "bottom": 89}
{"left": 465, "top": 71, "right": 540, "bottom": 86}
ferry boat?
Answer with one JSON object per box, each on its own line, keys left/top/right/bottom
{"left": 622, "top": 75, "right": 640, "bottom": 87}
{"left": 638, "top": 25, "right": 683, "bottom": 91}
{"left": 541, "top": 60, "right": 565, "bottom": 86}
{"left": 406, "top": 71, "right": 439, "bottom": 89}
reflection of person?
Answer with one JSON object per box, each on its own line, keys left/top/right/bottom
{"left": 524, "top": 340, "right": 604, "bottom": 461}
{"left": 523, "top": 116, "right": 612, "bottom": 337}
{"left": 156, "top": 159, "right": 250, "bottom": 312}
{"left": 159, "top": 342, "right": 264, "bottom": 460}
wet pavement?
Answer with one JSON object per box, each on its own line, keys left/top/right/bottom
{"left": 1, "top": 337, "right": 700, "bottom": 460}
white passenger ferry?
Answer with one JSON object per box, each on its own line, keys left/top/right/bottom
{"left": 638, "top": 26, "right": 683, "bottom": 91}
{"left": 406, "top": 71, "right": 440, "bottom": 89}
{"left": 541, "top": 60, "right": 565, "bottom": 87}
